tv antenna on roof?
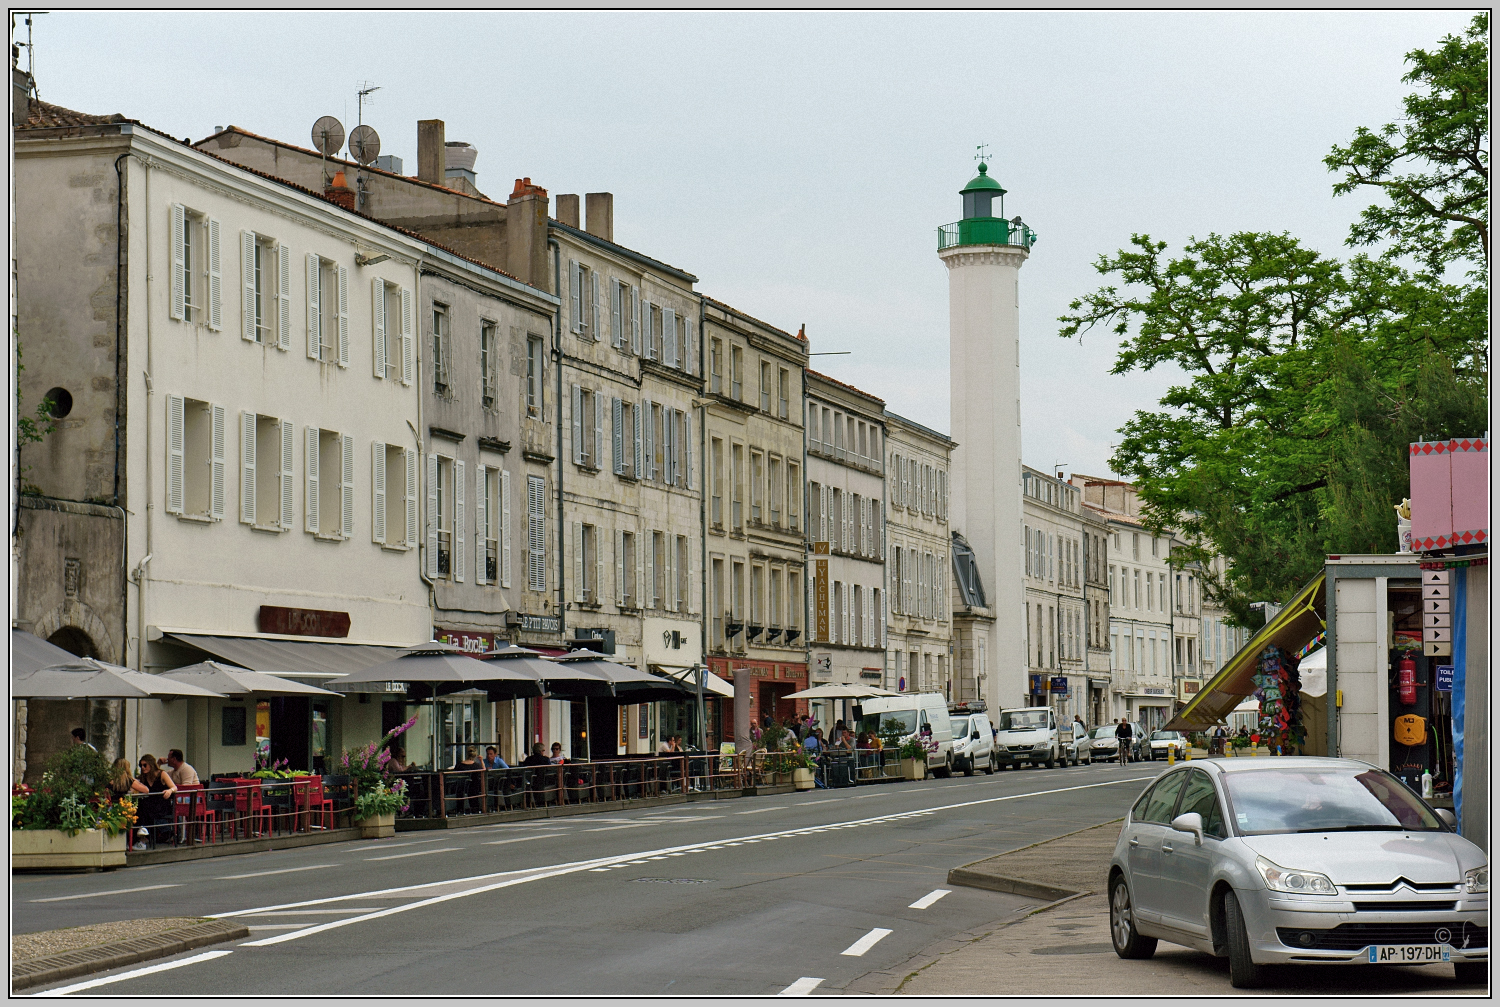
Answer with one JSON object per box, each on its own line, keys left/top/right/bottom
{"left": 12, "top": 12, "right": 44, "bottom": 100}
{"left": 310, "top": 115, "right": 344, "bottom": 188}
{"left": 352, "top": 83, "right": 381, "bottom": 209}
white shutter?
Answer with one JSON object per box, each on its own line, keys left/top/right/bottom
{"left": 400, "top": 288, "right": 414, "bottom": 385}
{"left": 662, "top": 308, "right": 677, "bottom": 367}
{"left": 630, "top": 286, "right": 640, "bottom": 355}
{"left": 240, "top": 411, "right": 257, "bottom": 524}
{"left": 370, "top": 440, "right": 384, "bottom": 544}
{"left": 241, "top": 230, "right": 257, "bottom": 341}
{"left": 280, "top": 419, "right": 294, "bottom": 530}
{"left": 426, "top": 453, "right": 439, "bottom": 579}
{"left": 307, "top": 427, "right": 321, "bottom": 534}
{"left": 641, "top": 299, "right": 654, "bottom": 359}
{"left": 475, "top": 464, "right": 487, "bottom": 585}
{"left": 596, "top": 526, "right": 605, "bottom": 605}
{"left": 642, "top": 400, "right": 654, "bottom": 481}
{"left": 680, "top": 316, "right": 693, "bottom": 376}
{"left": 593, "top": 391, "right": 604, "bottom": 471}
{"left": 684, "top": 412, "right": 693, "bottom": 490}
{"left": 859, "top": 497, "right": 867, "bottom": 556}
{"left": 612, "top": 398, "right": 624, "bottom": 475}
{"left": 527, "top": 475, "right": 544, "bottom": 591}
{"left": 336, "top": 266, "right": 350, "bottom": 367}
{"left": 644, "top": 530, "right": 655, "bottom": 608}
{"left": 662, "top": 407, "right": 674, "bottom": 486}
{"left": 169, "top": 204, "right": 186, "bottom": 320}
{"left": 840, "top": 583, "right": 850, "bottom": 644}
{"left": 276, "top": 245, "right": 291, "bottom": 350}
{"left": 341, "top": 433, "right": 355, "bottom": 539}
{"left": 689, "top": 537, "right": 699, "bottom": 614}
{"left": 590, "top": 270, "right": 601, "bottom": 342}
{"left": 155, "top": 378, "right": 187, "bottom": 500}
{"left": 873, "top": 506, "right": 882, "bottom": 560}
{"left": 615, "top": 530, "right": 625, "bottom": 604}
{"left": 880, "top": 592, "right": 887, "bottom": 647}
{"left": 306, "top": 253, "right": 321, "bottom": 359}
{"left": 207, "top": 217, "right": 223, "bottom": 331}
{"left": 209, "top": 403, "right": 226, "bottom": 520}
{"left": 453, "top": 459, "right": 466, "bottom": 582}
{"left": 569, "top": 261, "right": 582, "bottom": 333}
{"left": 405, "top": 448, "right": 419, "bottom": 547}
{"left": 610, "top": 281, "right": 623, "bottom": 348}
{"left": 571, "top": 385, "right": 583, "bottom": 465}
{"left": 372, "top": 277, "right": 387, "bottom": 378}
{"left": 500, "top": 468, "right": 512, "bottom": 588}
{"left": 572, "top": 521, "right": 584, "bottom": 603}
{"left": 633, "top": 401, "right": 643, "bottom": 480}
{"left": 636, "top": 525, "right": 645, "bottom": 613}
{"left": 818, "top": 484, "right": 827, "bottom": 542}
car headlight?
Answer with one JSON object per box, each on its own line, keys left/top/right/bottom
{"left": 1465, "top": 866, "right": 1488, "bottom": 894}
{"left": 1256, "top": 856, "right": 1337, "bottom": 895}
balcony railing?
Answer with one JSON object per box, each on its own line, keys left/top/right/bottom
{"left": 937, "top": 217, "right": 1038, "bottom": 251}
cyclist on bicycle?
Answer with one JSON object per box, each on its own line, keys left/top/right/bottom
{"left": 1114, "top": 719, "right": 1134, "bottom": 765}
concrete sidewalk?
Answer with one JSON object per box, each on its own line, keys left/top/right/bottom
{"left": 894, "top": 821, "right": 1484, "bottom": 996}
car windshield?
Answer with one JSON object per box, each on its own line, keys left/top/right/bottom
{"left": 1223, "top": 768, "right": 1444, "bottom": 835}
{"left": 861, "top": 711, "right": 917, "bottom": 738}
{"left": 1093, "top": 726, "right": 1119, "bottom": 740}
{"left": 950, "top": 718, "right": 971, "bottom": 739}
{"left": 1151, "top": 731, "right": 1182, "bottom": 741}
{"left": 999, "top": 711, "right": 1048, "bottom": 730}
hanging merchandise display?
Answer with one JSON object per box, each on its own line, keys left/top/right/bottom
{"left": 1252, "top": 644, "right": 1304, "bottom": 751}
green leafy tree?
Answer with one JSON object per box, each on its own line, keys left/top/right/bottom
{"left": 1325, "top": 13, "right": 1488, "bottom": 276}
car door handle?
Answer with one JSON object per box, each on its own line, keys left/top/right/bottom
{"left": 1129, "top": 838, "right": 1140, "bottom": 848}
{"left": 1162, "top": 844, "right": 1174, "bottom": 854}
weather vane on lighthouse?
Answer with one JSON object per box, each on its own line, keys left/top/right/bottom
{"left": 974, "top": 143, "right": 990, "bottom": 165}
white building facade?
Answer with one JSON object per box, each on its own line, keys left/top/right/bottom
{"left": 1022, "top": 467, "right": 1087, "bottom": 722}
{"left": 884, "top": 412, "right": 954, "bottom": 698}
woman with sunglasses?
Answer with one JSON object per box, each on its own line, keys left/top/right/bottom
{"left": 134, "top": 754, "right": 177, "bottom": 850}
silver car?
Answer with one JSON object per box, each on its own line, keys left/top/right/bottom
{"left": 1108, "top": 757, "right": 1488, "bottom": 988}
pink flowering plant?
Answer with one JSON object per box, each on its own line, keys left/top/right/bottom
{"left": 340, "top": 715, "right": 418, "bottom": 793}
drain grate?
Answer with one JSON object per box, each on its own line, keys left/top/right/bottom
{"left": 630, "top": 877, "right": 712, "bottom": 884}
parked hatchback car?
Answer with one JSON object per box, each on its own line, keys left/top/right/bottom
{"left": 1108, "top": 757, "right": 1487, "bottom": 989}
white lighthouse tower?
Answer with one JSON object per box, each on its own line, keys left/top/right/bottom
{"left": 940, "top": 158, "right": 1035, "bottom": 711}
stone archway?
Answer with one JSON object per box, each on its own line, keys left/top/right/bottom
{"left": 46, "top": 625, "right": 99, "bottom": 659}
{"left": 32, "top": 601, "right": 117, "bottom": 665}
{"left": 22, "top": 611, "right": 123, "bottom": 774}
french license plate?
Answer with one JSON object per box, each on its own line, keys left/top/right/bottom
{"left": 1367, "top": 944, "right": 1449, "bottom": 964}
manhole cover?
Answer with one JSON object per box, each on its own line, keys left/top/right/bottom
{"left": 1031, "top": 943, "right": 1115, "bottom": 955}
{"left": 630, "top": 878, "right": 712, "bottom": 884}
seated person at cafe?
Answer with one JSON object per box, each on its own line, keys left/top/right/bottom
{"left": 163, "top": 749, "right": 200, "bottom": 787}
{"left": 482, "top": 745, "right": 509, "bottom": 770}
{"left": 549, "top": 742, "right": 567, "bottom": 765}
{"left": 386, "top": 745, "right": 408, "bottom": 774}
{"left": 453, "top": 746, "right": 481, "bottom": 771}
{"left": 520, "top": 743, "right": 551, "bottom": 767}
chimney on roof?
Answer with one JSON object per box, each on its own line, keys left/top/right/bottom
{"left": 417, "top": 118, "right": 445, "bottom": 185}
{"left": 585, "top": 193, "right": 613, "bottom": 243}
{"left": 445, "top": 141, "right": 478, "bottom": 186}
{"left": 556, "top": 194, "right": 580, "bottom": 228}
{"left": 507, "top": 178, "right": 550, "bottom": 290}
{"left": 326, "top": 169, "right": 356, "bottom": 211}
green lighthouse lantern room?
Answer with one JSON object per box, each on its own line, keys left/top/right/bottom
{"left": 939, "top": 159, "right": 1037, "bottom": 251}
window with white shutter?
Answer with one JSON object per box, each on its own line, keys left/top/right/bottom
{"left": 241, "top": 230, "right": 258, "bottom": 342}
{"left": 475, "top": 464, "right": 488, "bottom": 585}
{"left": 630, "top": 287, "right": 641, "bottom": 355}
{"left": 369, "top": 440, "right": 383, "bottom": 544}
{"left": 453, "top": 459, "right": 465, "bottom": 582}
{"left": 306, "top": 253, "right": 321, "bottom": 359}
{"left": 340, "top": 433, "right": 355, "bottom": 539}
{"left": 615, "top": 529, "right": 626, "bottom": 605}
{"left": 527, "top": 474, "right": 546, "bottom": 592}
{"left": 501, "top": 468, "right": 512, "bottom": 588}
{"left": 612, "top": 398, "right": 625, "bottom": 475}
{"left": 404, "top": 448, "right": 419, "bottom": 547}
{"left": 170, "top": 204, "right": 187, "bottom": 321}
{"left": 206, "top": 217, "right": 223, "bottom": 331}
{"left": 632, "top": 400, "right": 643, "bottom": 480}
{"left": 590, "top": 270, "right": 601, "bottom": 342}
{"left": 610, "top": 280, "right": 624, "bottom": 348}
{"left": 276, "top": 245, "right": 291, "bottom": 350}
{"left": 684, "top": 412, "right": 693, "bottom": 490}
{"left": 240, "top": 411, "right": 257, "bottom": 524}
{"left": 371, "top": 277, "right": 387, "bottom": 378}
{"left": 307, "top": 427, "right": 322, "bottom": 534}
{"left": 662, "top": 307, "right": 677, "bottom": 368}
{"left": 209, "top": 404, "right": 226, "bottom": 521}
{"left": 572, "top": 521, "right": 585, "bottom": 603}
{"left": 593, "top": 391, "right": 604, "bottom": 472}
{"left": 569, "top": 261, "right": 582, "bottom": 333}
{"left": 426, "top": 453, "right": 440, "bottom": 579}
{"left": 280, "top": 419, "right": 294, "bottom": 531}
{"left": 400, "top": 288, "right": 414, "bottom": 385}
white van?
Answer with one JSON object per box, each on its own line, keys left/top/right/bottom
{"left": 858, "top": 693, "right": 955, "bottom": 777}
{"left": 992, "top": 706, "right": 1061, "bottom": 769}
{"left": 949, "top": 710, "right": 995, "bottom": 775}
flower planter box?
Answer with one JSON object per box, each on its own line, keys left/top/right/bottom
{"left": 354, "top": 812, "right": 396, "bottom": 839}
{"left": 772, "top": 772, "right": 792, "bottom": 786}
{"left": 1227, "top": 746, "right": 1271, "bottom": 758}
{"left": 12, "top": 828, "right": 127, "bottom": 870}
{"left": 792, "top": 768, "right": 815, "bottom": 791}
{"left": 901, "top": 759, "right": 926, "bottom": 781}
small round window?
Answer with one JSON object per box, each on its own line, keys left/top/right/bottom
{"left": 45, "top": 387, "right": 73, "bottom": 419}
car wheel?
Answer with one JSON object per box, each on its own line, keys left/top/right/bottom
{"left": 1109, "top": 875, "right": 1157, "bottom": 959}
{"left": 963, "top": 757, "right": 975, "bottom": 777}
{"left": 1046, "top": 750, "right": 1059, "bottom": 769}
{"left": 934, "top": 755, "right": 953, "bottom": 779}
{"left": 1223, "top": 890, "right": 1265, "bottom": 988}
{"left": 1454, "top": 962, "right": 1487, "bottom": 984}
{"left": 983, "top": 755, "right": 995, "bottom": 775}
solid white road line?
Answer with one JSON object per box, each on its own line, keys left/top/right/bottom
{"left": 30, "top": 884, "right": 182, "bottom": 903}
{"left": 481, "top": 833, "right": 566, "bottom": 846}
{"left": 245, "top": 925, "right": 305, "bottom": 931}
{"left": 213, "top": 865, "right": 338, "bottom": 881}
{"left": 840, "top": 928, "right": 893, "bottom": 956}
{"left": 584, "top": 823, "right": 659, "bottom": 832}
{"left": 364, "top": 847, "right": 461, "bottom": 862}
{"left": 778, "top": 977, "right": 826, "bottom": 996}
{"left": 345, "top": 837, "right": 450, "bottom": 852}
{"left": 908, "top": 889, "right": 952, "bottom": 910}
{"left": 243, "top": 908, "right": 389, "bottom": 916}
{"left": 34, "top": 950, "right": 233, "bottom": 996}
{"left": 734, "top": 806, "right": 787, "bottom": 815}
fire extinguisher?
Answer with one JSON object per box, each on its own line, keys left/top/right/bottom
{"left": 1398, "top": 654, "right": 1417, "bottom": 705}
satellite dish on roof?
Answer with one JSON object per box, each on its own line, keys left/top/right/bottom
{"left": 349, "top": 124, "right": 381, "bottom": 165}
{"left": 310, "top": 116, "right": 345, "bottom": 156}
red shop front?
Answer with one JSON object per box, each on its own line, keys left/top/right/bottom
{"left": 706, "top": 658, "right": 809, "bottom": 743}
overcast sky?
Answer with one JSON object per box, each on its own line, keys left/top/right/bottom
{"left": 24, "top": 10, "right": 1475, "bottom": 479}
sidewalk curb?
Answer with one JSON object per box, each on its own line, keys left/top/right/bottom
{"left": 944, "top": 868, "right": 1078, "bottom": 902}
{"left": 11, "top": 919, "right": 250, "bottom": 991}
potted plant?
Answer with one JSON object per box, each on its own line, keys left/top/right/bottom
{"left": 898, "top": 736, "right": 932, "bottom": 781}
{"left": 12, "top": 747, "right": 134, "bottom": 870}
{"left": 352, "top": 780, "right": 409, "bottom": 838}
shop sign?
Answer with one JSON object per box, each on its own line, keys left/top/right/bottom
{"left": 436, "top": 630, "right": 498, "bottom": 654}
{"left": 1030, "top": 674, "right": 1047, "bottom": 694}
{"left": 1049, "top": 676, "right": 1069, "bottom": 694}
{"left": 814, "top": 543, "right": 830, "bottom": 643}
{"left": 1435, "top": 665, "right": 1454, "bottom": 692}
{"left": 1144, "top": 687, "right": 1165, "bottom": 695}
{"left": 259, "top": 605, "right": 350, "bottom": 638}
{"left": 520, "top": 614, "right": 561, "bottom": 634}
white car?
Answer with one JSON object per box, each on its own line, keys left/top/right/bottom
{"left": 949, "top": 711, "right": 995, "bottom": 776}
{"left": 1148, "top": 730, "right": 1187, "bottom": 760}
{"left": 1064, "top": 724, "right": 1094, "bottom": 765}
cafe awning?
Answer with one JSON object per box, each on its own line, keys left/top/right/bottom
{"left": 1166, "top": 571, "right": 1327, "bottom": 731}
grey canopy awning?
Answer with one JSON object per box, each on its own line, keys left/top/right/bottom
{"left": 165, "top": 633, "right": 412, "bottom": 692}
{"left": 13, "top": 629, "right": 80, "bottom": 675}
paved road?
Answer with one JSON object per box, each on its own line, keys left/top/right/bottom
{"left": 17, "top": 760, "right": 1165, "bottom": 996}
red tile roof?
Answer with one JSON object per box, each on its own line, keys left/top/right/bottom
{"left": 702, "top": 296, "right": 799, "bottom": 344}
{"left": 20, "top": 99, "right": 130, "bottom": 129}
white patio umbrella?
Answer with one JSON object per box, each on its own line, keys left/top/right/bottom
{"left": 782, "top": 683, "right": 902, "bottom": 700}
{"left": 159, "top": 660, "right": 340, "bottom": 697}
{"left": 12, "top": 629, "right": 79, "bottom": 675}
{"left": 14, "top": 658, "right": 226, "bottom": 699}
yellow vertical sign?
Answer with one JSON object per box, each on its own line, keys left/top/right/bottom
{"left": 814, "top": 541, "right": 830, "bottom": 643}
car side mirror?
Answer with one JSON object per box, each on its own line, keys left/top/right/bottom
{"left": 1435, "top": 808, "right": 1456, "bottom": 828}
{"left": 971, "top": 731, "right": 981, "bottom": 740}
{"left": 1170, "top": 811, "right": 1204, "bottom": 845}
